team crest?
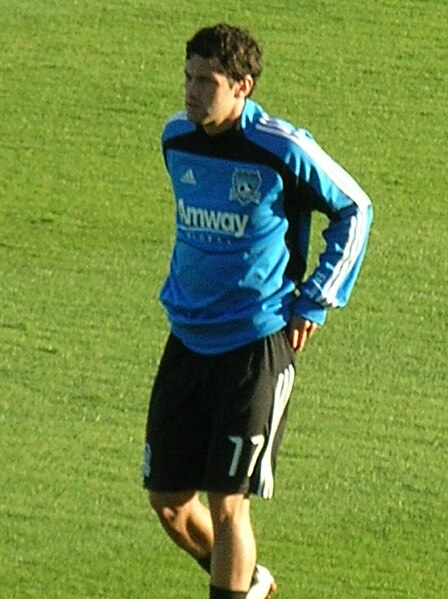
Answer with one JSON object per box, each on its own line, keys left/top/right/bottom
{"left": 230, "top": 169, "right": 262, "bottom": 206}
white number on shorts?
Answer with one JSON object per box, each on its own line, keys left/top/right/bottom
{"left": 227, "top": 435, "right": 265, "bottom": 477}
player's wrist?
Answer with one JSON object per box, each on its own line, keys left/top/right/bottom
{"left": 293, "top": 296, "right": 327, "bottom": 326}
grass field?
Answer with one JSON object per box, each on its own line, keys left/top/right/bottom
{"left": 1, "top": 1, "right": 447, "bottom": 597}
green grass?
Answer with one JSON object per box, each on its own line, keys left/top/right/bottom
{"left": 1, "top": 1, "right": 447, "bottom": 597}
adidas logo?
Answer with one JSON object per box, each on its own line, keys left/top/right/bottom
{"left": 180, "top": 169, "right": 197, "bottom": 185}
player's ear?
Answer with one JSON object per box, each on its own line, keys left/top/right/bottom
{"left": 236, "top": 75, "right": 254, "bottom": 98}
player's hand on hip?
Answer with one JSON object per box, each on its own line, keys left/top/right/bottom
{"left": 288, "top": 316, "right": 320, "bottom": 352}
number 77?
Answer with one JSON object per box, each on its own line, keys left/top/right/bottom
{"left": 228, "top": 434, "right": 265, "bottom": 477}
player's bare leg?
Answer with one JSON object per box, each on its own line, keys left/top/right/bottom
{"left": 150, "top": 490, "right": 277, "bottom": 598}
{"left": 207, "top": 492, "right": 257, "bottom": 593}
{"left": 149, "top": 490, "right": 214, "bottom": 562}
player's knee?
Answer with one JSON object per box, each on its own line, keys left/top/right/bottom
{"left": 149, "top": 491, "right": 174, "bottom": 522}
{"left": 148, "top": 491, "right": 192, "bottom": 529}
{"left": 208, "top": 492, "right": 250, "bottom": 529}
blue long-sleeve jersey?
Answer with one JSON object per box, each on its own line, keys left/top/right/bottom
{"left": 159, "top": 99, "right": 372, "bottom": 355}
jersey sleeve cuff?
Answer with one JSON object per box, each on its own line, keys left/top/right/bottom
{"left": 294, "top": 296, "right": 327, "bottom": 326}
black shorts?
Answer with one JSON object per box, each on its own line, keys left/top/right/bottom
{"left": 142, "top": 330, "right": 296, "bottom": 499}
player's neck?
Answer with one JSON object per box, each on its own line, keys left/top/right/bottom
{"left": 203, "top": 102, "right": 244, "bottom": 136}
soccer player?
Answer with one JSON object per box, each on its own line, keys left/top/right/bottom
{"left": 142, "top": 23, "right": 372, "bottom": 599}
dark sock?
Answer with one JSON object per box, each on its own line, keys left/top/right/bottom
{"left": 196, "top": 555, "right": 212, "bottom": 573}
{"left": 209, "top": 585, "right": 247, "bottom": 599}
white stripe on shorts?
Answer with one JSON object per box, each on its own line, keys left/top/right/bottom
{"left": 257, "top": 364, "right": 295, "bottom": 499}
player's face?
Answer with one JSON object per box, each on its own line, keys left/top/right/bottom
{"left": 184, "top": 54, "right": 249, "bottom": 135}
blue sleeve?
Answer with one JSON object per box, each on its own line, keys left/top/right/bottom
{"left": 292, "top": 130, "right": 373, "bottom": 325}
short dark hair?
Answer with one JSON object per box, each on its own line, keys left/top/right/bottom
{"left": 186, "top": 23, "right": 263, "bottom": 86}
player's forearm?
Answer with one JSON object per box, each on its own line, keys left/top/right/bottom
{"left": 296, "top": 202, "right": 373, "bottom": 322}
